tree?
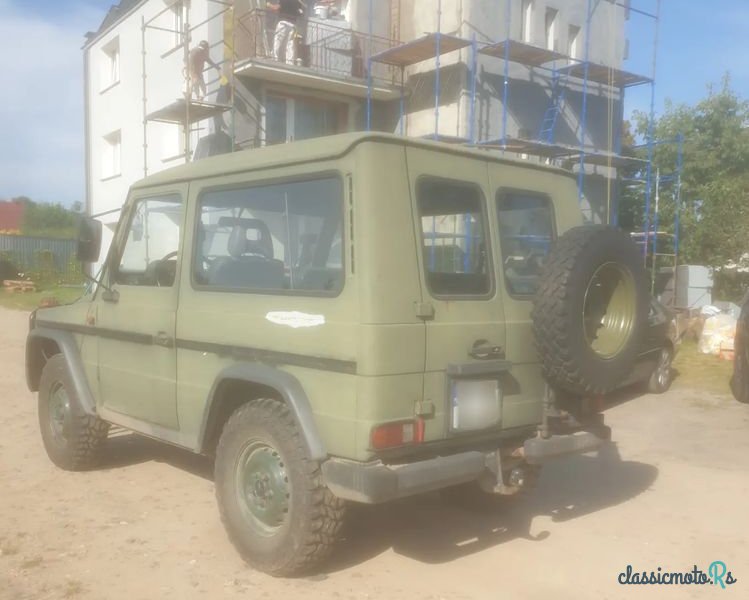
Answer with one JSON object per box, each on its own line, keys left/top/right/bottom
{"left": 619, "top": 75, "right": 749, "bottom": 298}
{"left": 19, "top": 197, "right": 78, "bottom": 239}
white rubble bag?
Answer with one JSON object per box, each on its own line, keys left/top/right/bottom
{"left": 699, "top": 313, "right": 737, "bottom": 356}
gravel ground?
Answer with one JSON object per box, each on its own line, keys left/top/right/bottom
{"left": 1, "top": 305, "right": 748, "bottom": 599}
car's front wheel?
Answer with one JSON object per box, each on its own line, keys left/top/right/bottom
{"left": 647, "top": 346, "right": 674, "bottom": 394}
{"left": 214, "top": 398, "right": 346, "bottom": 576}
{"left": 38, "top": 355, "right": 109, "bottom": 470}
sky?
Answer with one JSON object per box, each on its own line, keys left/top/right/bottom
{"left": 1, "top": 0, "right": 748, "bottom": 207}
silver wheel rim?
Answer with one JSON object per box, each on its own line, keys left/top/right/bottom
{"left": 48, "top": 382, "right": 71, "bottom": 444}
{"left": 656, "top": 348, "right": 672, "bottom": 387}
{"left": 234, "top": 440, "right": 290, "bottom": 537}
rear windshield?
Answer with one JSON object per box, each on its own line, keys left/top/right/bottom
{"left": 417, "top": 178, "right": 491, "bottom": 297}
{"left": 496, "top": 191, "right": 554, "bottom": 296}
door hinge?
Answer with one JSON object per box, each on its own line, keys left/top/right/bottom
{"left": 415, "top": 400, "right": 435, "bottom": 417}
{"left": 414, "top": 301, "right": 435, "bottom": 320}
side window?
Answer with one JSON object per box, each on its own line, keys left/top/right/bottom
{"left": 115, "top": 195, "right": 183, "bottom": 287}
{"left": 195, "top": 177, "right": 343, "bottom": 294}
{"left": 417, "top": 178, "right": 491, "bottom": 297}
{"left": 496, "top": 191, "right": 554, "bottom": 296}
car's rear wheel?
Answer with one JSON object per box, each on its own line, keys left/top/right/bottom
{"left": 214, "top": 398, "right": 346, "bottom": 576}
{"left": 38, "top": 355, "right": 109, "bottom": 470}
{"left": 647, "top": 346, "right": 674, "bottom": 394}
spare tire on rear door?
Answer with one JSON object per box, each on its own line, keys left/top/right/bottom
{"left": 532, "top": 225, "right": 649, "bottom": 395}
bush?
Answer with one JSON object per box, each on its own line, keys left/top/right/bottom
{"left": 713, "top": 270, "right": 749, "bottom": 304}
{"left": 0, "top": 251, "right": 19, "bottom": 283}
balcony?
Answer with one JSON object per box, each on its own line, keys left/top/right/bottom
{"left": 234, "top": 9, "right": 401, "bottom": 101}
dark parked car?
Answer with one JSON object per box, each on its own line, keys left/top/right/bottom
{"left": 619, "top": 298, "right": 678, "bottom": 394}
{"left": 731, "top": 297, "right": 749, "bottom": 403}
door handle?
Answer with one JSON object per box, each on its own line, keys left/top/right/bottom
{"left": 154, "top": 331, "right": 174, "bottom": 348}
{"left": 469, "top": 339, "right": 505, "bottom": 360}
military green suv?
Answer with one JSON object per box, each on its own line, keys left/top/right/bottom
{"left": 26, "top": 133, "right": 648, "bottom": 576}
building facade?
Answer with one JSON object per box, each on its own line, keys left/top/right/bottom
{"left": 84, "top": 0, "right": 631, "bottom": 256}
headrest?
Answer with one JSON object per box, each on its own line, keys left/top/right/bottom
{"left": 227, "top": 226, "right": 247, "bottom": 259}
{"left": 224, "top": 219, "right": 274, "bottom": 259}
{"left": 217, "top": 217, "right": 272, "bottom": 240}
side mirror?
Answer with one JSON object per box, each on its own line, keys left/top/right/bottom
{"left": 77, "top": 218, "right": 102, "bottom": 263}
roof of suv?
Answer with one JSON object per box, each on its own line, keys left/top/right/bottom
{"left": 133, "top": 132, "right": 574, "bottom": 190}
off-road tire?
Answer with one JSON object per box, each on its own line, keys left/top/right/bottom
{"left": 214, "top": 398, "right": 346, "bottom": 576}
{"left": 731, "top": 301, "right": 749, "bottom": 403}
{"left": 38, "top": 354, "right": 109, "bottom": 471}
{"left": 532, "top": 226, "right": 649, "bottom": 395}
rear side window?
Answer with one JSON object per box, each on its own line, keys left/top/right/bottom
{"left": 496, "top": 191, "right": 554, "bottom": 296}
{"left": 194, "top": 177, "right": 343, "bottom": 294}
{"left": 417, "top": 178, "right": 491, "bottom": 297}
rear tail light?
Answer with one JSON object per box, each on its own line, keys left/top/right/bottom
{"left": 371, "top": 419, "right": 424, "bottom": 450}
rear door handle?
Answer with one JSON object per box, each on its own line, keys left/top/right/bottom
{"left": 469, "top": 339, "right": 505, "bottom": 360}
{"left": 154, "top": 331, "right": 174, "bottom": 348}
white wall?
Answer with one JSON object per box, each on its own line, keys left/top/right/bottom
{"left": 85, "top": 0, "right": 630, "bottom": 241}
{"left": 86, "top": 0, "right": 221, "bottom": 220}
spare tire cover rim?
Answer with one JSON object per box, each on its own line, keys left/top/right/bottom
{"left": 583, "top": 262, "right": 636, "bottom": 359}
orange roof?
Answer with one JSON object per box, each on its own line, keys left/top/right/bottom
{"left": 0, "top": 201, "right": 25, "bottom": 231}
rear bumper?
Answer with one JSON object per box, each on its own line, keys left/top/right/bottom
{"left": 523, "top": 430, "right": 605, "bottom": 465}
{"left": 322, "top": 452, "right": 487, "bottom": 504}
{"left": 322, "top": 428, "right": 607, "bottom": 504}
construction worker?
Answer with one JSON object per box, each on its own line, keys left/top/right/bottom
{"left": 266, "top": 0, "right": 305, "bottom": 65}
{"left": 188, "top": 40, "right": 221, "bottom": 101}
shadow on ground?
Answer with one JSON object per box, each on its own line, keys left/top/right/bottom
{"left": 98, "top": 431, "right": 213, "bottom": 480}
{"left": 92, "top": 434, "right": 657, "bottom": 572}
{"left": 325, "top": 442, "right": 657, "bottom": 571}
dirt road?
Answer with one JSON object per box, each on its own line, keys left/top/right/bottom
{"left": 2, "top": 305, "right": 748, "bottom": 599}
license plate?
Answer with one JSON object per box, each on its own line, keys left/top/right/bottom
{"left": 451, "top": 379, "right": 501, "bottom": 432}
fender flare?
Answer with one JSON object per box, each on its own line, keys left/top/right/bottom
{"left": 198, "top": 363, "right": 327, "bottom": 461}
{"left": 26, "top": 327, "right": 97, "bottom": 416}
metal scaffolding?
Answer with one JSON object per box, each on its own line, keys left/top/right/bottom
{"left": 366, "top": 0, "right": 469, "bottom": 138}
{"left": 364, "top": 0, "right": 678, "bottom": 233}
{"left": 141, "top": 0, "right": 236, "bottom": 176}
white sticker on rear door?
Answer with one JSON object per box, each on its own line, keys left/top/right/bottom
{"left": 265, "top": 311, "right": 326, "bottom": 329}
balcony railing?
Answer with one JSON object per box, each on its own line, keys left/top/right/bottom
{"left": 235, "top": 9, "right": 399, "bottom": 87}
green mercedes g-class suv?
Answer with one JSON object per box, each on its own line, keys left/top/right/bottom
{"left": 26, "top": 133, "right": 648, "bottom": 576}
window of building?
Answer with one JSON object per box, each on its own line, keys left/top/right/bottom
{"left": 568, "top": 25, "right": 581, "bottom": 59}
{"left": 101, "top": 37, "right": 120, "bottom": 90}
{"left": 102, "top": 130, "right": 122, "bottom": 180}
{"left": 172, "top": 1, "right": 185, "bottom": 47}
{"left": 162, "top": 126, "right": 186, "bottom": 162}
{"left": 417, "top": 178, "right": 491, "bottom": 298}
{"left": 545, "top": 8, "right": 558, "bottom": 51}
{"left": 520, "top": 0, "right": 533, "bottom": 43}
{"left": 195, "top": 177, "right": 344, "bottom": 294}
{"left": 265, "top": 94, "right": 346, "bottom": 145}
{"left": 115, "top": 195, "right": 183, "bottom": 287}
{"left": 496, "top": 191, "right": 554, "bottom": 296}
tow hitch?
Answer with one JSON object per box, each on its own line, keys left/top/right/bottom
{"left": 523, "top": 385, "right": 611, "bottom": 466}
{"left": 480, "top": 448, "right": 540, "bottom": 496}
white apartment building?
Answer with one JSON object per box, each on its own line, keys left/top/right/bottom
{"left": 84, "top": 0, "right": 634, "bottom": 255}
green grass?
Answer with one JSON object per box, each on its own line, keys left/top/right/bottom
{"left": 0, "top": 286, "right": 84, "bottom": 311}
{"left": 672, "top": 340, "right": 734, "bottom": 395}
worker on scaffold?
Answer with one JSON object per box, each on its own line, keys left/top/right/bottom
{"left": 188, "top": 40, "right": 221, "bottom": 101}
{"left": 266, "top": 0, "right": 305, "bottom": 65}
